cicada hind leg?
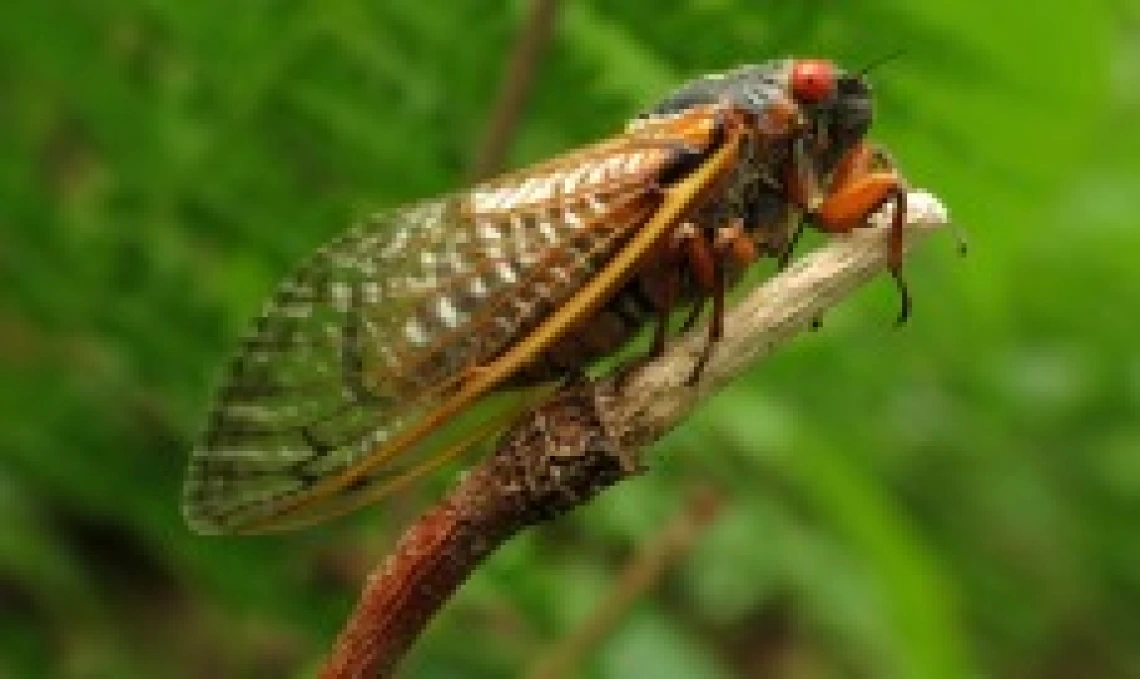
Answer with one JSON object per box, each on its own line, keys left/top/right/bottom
{"left": 612, "top": 218, "right": 735, "bottom": 388}
{"left": 670, "top": 218, "right": 759, "bottom": 386}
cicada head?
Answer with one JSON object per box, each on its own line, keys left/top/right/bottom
{"left": 789, "top": 59, "right": 875, "bottom": 166}
{"left": 637, "top": 59, "right": 886, "bottom": 268}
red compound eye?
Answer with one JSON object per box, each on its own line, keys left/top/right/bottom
{"left": 791, "top": 59, "right": 836, "bottom": 103}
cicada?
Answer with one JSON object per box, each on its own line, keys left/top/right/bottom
{"left": 184, "top": 58, "right": 911, "bottom": 534}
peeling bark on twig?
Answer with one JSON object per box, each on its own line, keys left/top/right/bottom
{"left": 319, "top": 193, "right": 950, "bottom": 678}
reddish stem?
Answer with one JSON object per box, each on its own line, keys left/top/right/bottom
{"left": 319, "top": 384, "right": 634, "bottom": 678}
{"left": 320, "top": 501, "right": 464, "bottom": 678}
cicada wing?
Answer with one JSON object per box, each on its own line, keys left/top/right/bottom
{"left": 184, "top": 104, "right": 736, "bottom": 534}
{"left": 182, "top": 194, "right": 562, "bottom": 534}
{"left": 189, "top": 384, "right": 553, "bottom": 535}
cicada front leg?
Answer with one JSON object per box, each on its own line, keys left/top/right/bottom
{"left": 776, "top": 214, "right": 807, "bottom": 272}
{"left": 793, "top": 140, "right": 912, "bottom": 325}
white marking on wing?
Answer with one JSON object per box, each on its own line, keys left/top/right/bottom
{"left": 563, "top": 210, "right": 584, "bottom": 230}
{"left": 514, "top": 177, "right": 542, "bottom": 205}
{"left": 403, "top": 318, "right": 430, "bottom": 346}
{"left": 477, "top": 221, "right": 501, "bottom": 241}
{"left": 495, "top": 261, "right": 518, "bottom": 284}
{"left": 445, "top": 250, "right": 470, "bottom": 274}
{"left": 436, "top": 295, "right": 463, "bottom": 329}
{"left": 469, "top": 277, "right": 488, "bottom": 300}
{"left": 562, "top": 166, "right": 587, "bottom": 194}
{"left": 530, "top": 176, "right": 556, "bottom": 203}
{"left": 380, "top": 227, "right": 410, "bottom": 258}
{"left": 279, "top": 304, "right": 312, "bottom": 320}
{"left": 586, "top": 161, "right": 609, "bottom": 185}
{"left": 625, "top": 152, "right": 645, "bottom": 173}
{"left": 539, "top": 219, "right": 559, "bottom": 243}
{"left": 471, "top": 190, "right": 496, "bottom": 212}
{"left": 604, "top": 154, "right": 626, "bottom": 177}
{"left": 362, "top": 282, "right": 383, "bottom": 305}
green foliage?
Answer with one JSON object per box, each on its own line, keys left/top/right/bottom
{"left": 1, "top": 1, "right": 1137, "bottom": 677}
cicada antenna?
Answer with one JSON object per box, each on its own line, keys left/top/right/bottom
{"left": 856, "top": 51, "right": 964, "bottom": 255}
{"left": 856, "top": 49, "right": 907, "bottom": 77}
{"left": 950, "top": 220, "right": 969, "bottom": 257}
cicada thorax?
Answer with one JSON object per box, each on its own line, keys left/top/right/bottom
{"left": 702, "top": 130, "right": 800, "bottom": 262}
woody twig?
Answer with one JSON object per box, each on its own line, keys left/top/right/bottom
{"left": 318, "top": 192, "right": 951, "bottom": 678}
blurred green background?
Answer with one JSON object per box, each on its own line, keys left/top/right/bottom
{"left": 3, "top": 1, "right": 1139, "bottom": 677}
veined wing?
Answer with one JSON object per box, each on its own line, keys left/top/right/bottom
{"left": 184, "top": 104, "right": 736, "bottom": 534}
